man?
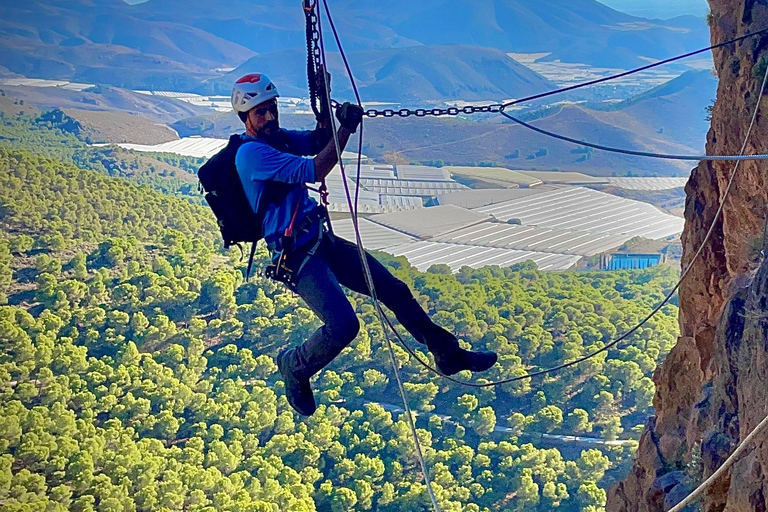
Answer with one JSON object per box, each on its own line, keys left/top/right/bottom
{"left": 232, "top": 72, "right": 498, "bottom": 416}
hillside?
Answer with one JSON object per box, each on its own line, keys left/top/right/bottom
{"left": 0, "top": 108, "right": 202, "bottom": 198}
{"left": 382, "top": 0, "right": 708, "bottom": 67}
{"left": 167, "top": 117, "right": 699, "bottom": 178}
{"left": 0, "top": 0, "right": 254, "bottom": 86}
{"left": 354, "top": 108, "right": 696, "bottom": 175}
{"left": 599, "top": 0, "right": 707, "bottom": 18}
{"left": 538, "top": 15, "right": 708, "bottom": 67}
{"left": 0, "top": 93, "right": 39, "bottom": 117}
{"left": 0, "top": 85, "right": 211, "bottom": 124}
{"left": 169, "top": 109, "right": 695, "bottom": 176}
{"left": 596, "top": 69, "right": 717, "bottom": 149}
{"left": 132, "top": 0, "right": 421, "bottom": 53}
{"left": 61, "top": 109, "right": 179, "bottom": 144}
{"left": 134, "top": 0, "right": 707, "bottom": 65}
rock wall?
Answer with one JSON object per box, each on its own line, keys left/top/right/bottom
{"left": 608, "top": 1, "right": 768, "bottom": 510}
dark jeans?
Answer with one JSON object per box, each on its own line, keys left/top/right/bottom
{"left": 286, "top": 231, "right": 446, "bottom": 378}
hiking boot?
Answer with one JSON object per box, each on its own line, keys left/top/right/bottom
{"left": 276, "top": 348, "right": 316, "bottom": 416}
{"left": 425, "top": 325, "right": 498, "bottom": 376}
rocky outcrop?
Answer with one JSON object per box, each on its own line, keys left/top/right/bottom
{"left": 608, "top": 1, "right": 768, "bottom": 510}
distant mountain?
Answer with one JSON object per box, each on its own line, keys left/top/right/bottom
{"left": 131, "top": 0, "right": 422, "bottom": 53}
{"left": 590, "top": 69, "right": 716, "bottom": 149}
{"left": 539, "top": 15, "right": 709, "bottom": 67}
{"left": 618, "top": 68, "right": 716, "bottom": 106}
{"left": 214, "top": 46, "right": 556, "bottom": 103}
{"left": 0, "top": 0, "right": 710, "bottom": 95}
{"left": 349, "top": 0, "right": 709, "bottom": 67}
{"left": 0, "top": 0, "right": 254, "bottom": 85}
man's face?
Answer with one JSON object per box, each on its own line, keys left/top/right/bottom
{"left": 248, "top": 99, "right": 279, "bottom": 138}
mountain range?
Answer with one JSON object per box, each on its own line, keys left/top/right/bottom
{"left": 214, "top": 45, "right": 556, "bottom": 102}
{"left": 0, "top": 0, "right": 710, "bottom": 99}
{"left": 167, "top": 68, "right": 717, "bottom": 175}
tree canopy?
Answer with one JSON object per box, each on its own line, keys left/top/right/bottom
{"left": 0, "top": 115, "right": 682, "bottom": 511}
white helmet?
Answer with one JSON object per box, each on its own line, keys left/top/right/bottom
{"left": 231, "top": 74, "right": 280, "bottom": 114}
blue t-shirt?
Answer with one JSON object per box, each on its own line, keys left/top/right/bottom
{"left": 235, "top": 130, "right": 322, "bottom": 249}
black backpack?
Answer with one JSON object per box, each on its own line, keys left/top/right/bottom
{"left": 198, "top": 134, "right": 290, "bottom": 279}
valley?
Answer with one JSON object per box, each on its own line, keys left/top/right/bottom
{"left": 0, "top": 2, "right": 724, "bottom": 511}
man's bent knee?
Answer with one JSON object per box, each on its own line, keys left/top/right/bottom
{"left": 381, "top": 278, "right": 413, "bottom": 303}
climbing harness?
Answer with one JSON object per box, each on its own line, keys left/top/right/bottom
{"left": 265, "top": 199, "right": 328, "bottom": 287}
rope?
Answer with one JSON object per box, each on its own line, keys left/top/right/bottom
{"left": 319, "top": 6, "right": 768, "bottom": 388}
{"left": 498, "top": 107, "right": 768, "bottom": 161}
{"left": 668, "top": 409, "right": 768, "bottom": 512}
{"left": 314, "top": 3, "right": 442, "bottom": 510}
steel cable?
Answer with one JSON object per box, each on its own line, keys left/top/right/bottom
{"left": 668, "top": 408, "right": 768, "bottom": 512}
{"left": 498, "top": 107, "right": 768, "bottom": 161}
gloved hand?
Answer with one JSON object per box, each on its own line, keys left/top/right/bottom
{"left": 335, "top": 102, "right": 364, "bottom": 133}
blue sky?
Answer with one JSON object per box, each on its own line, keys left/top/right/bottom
{"left": 599, "top": 0, "right": 708, "bottom": 18}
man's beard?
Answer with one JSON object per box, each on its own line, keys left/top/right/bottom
{"left": 257, "top": 121, "right": 279, "bottom": 139}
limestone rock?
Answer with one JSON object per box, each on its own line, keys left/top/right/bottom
{"left": 607, "top": 1, "right": 768, "bottom": 510}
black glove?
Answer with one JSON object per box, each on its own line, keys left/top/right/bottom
{"left": 335, "top": 102, "right": 364, "bottom": 133}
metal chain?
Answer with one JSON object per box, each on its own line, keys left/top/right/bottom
{"left": 304, "top": 0, "right": 324, "bottom": 118}
{"left": 329, "top": 99, "right": 504, "bottom": 118}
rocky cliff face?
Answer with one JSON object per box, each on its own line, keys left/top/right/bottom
{"left": 607, "top": 1, "right": 768, "bottom": 510}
